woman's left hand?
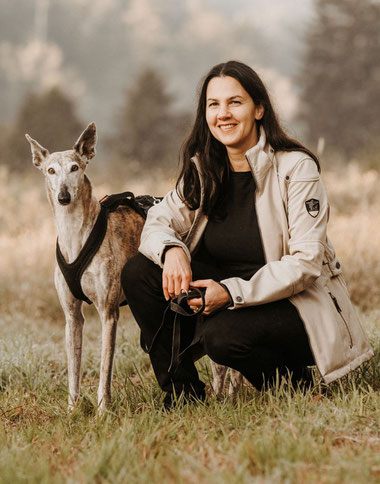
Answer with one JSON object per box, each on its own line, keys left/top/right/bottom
{"left": 189, "top": 279, "right": 231, "bottom": 315}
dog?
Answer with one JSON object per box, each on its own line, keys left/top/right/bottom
{"left": 26, "top": 122, "right": 242, "bottom": 411}
{"left": 26, "top": 123, "right": 145, "bottom": 413}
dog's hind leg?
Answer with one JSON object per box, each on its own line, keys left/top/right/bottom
{"left": 97, "top": 306, "right": 119, "bottom": 414}
{"left": 228, "top": 369, "right": 243, "bottom": 398}
{"left": 210, "top": 360, "right": 228, "bottom": 397}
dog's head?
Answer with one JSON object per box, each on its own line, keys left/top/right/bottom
{"left": 25, "top": 123, "right": 97, "bottom": 206}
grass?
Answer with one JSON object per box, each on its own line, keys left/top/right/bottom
{"left": 0, "top": 309, "right": 379, "bottom": 483}
{"left": 0, "top": 163, "right": 379, "bottom": 483}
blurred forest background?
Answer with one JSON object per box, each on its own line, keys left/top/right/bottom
{"left": 1, "top": 0, "right": 379, "bottom": 172}
{"left": 1, "top": 0, "right": 380, "bottom": 312}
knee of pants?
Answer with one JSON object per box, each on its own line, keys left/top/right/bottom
{"left": 203, "top": 320, "right": 233, "bottom": 366}
{"left": 121, "top": 253, "right": 161, "bottom": 296}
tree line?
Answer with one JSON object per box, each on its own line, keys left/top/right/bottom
{"left": 1, "top": 0, "right": 379, "bottom": 171}
{"left": 0, "top": 68, "right": 191, "bottom": 171}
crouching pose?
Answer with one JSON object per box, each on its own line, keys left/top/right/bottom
{"left": 122, "top": 60, "right": 373, "bottom": 406}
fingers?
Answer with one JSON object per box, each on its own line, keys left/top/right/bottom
{"left": 162, "top": 272, "right": 192, "bottom": 300}
{"left": 189, "top": 280, "right": 229, "bottom": 315}
{"left": 190, "top": 279, "right": 211, "bottom": 288}
{"left": 163, "top": 273, "right": 169, "bottom": 301}
{"left": 189, "top": 297, "right": 202, "bottom": 305}
{"left": 162, "top": 247, "right": 192, "bottom": 300}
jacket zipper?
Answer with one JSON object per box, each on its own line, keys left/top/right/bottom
{"left": 328, "top": 292, "right": 353, "bottom": 348}
{"left": 184, "top": 210, "right": 201, "bottom": 245}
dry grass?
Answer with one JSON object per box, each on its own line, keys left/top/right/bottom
{"left": 1, "top": 161, "right": 379, "bottom": 314}
{"left": 323, "top": 164, "right": 380, "bottom": 309}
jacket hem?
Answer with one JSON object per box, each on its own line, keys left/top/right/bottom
{"left": 322, "top": 348, "right": 374, "bottom": 384}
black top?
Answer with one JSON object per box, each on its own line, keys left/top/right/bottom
{"left": 194, "top": 171, "right": 266, "bottom": 280}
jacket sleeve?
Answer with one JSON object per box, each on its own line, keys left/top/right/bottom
{"left": 220, "top": 157, "right": 328, "bottom": 309}
{"left": 138, "top": 187, "right": 195, "bottom": 268}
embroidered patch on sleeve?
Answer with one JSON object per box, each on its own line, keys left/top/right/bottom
{"left": 305, "top": 198, "right": 320, "bottom": 218}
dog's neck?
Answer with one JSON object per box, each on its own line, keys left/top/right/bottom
{"left": 49, "top": 175, "right": 100, "bottom": 263}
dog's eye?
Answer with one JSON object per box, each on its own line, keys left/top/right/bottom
{"left": 71, "top": 165, "right": 79, "bottom": 172}
{"left": 48, "top": 168, "right": 55, "bottom": 175}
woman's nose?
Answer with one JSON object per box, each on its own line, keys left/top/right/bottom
{"left": 217, "top": 104, "right": 231, "bottom": 119}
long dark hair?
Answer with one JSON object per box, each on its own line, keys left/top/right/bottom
{"left": 176, "top": 60, "right": 319, "bottom": 218}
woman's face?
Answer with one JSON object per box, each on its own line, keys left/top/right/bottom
{"left": 205, "top": 75, "right": 264, "bottom": 154}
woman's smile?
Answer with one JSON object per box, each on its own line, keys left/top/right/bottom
{"left": 219, "top": 123, "right": 238, "bottom": 131}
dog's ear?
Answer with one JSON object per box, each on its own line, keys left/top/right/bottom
{"left": 25, "top": 134, "right": 50, "bottom": 167}
{"left": 73, "top": 122, "right": 97, "bottom": 162}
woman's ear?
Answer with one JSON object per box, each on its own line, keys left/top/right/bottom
{"left": 255, "top": 105, "right": 264, "bottom": 120}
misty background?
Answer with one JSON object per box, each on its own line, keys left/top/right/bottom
{"left": 0, "top": 0, "right": 379, "bottom": 172}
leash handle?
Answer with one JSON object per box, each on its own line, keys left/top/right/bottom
{"left": 169, "top": 287, "right": 206, "bottom": 317}
{"left": 168, "top": 287, "right": 206, "bottom": 374}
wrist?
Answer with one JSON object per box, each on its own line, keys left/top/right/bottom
{"left": 218, "top": 282, "right": 233, "bottom": 308}
{"left": 162, "top": 245, "right": 182, "bottom": 263}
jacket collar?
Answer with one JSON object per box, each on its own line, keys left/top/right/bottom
{"left": 244, "top": 125, "right": 274, "bottom": 190}
{"left": 191, "top": 125, "right": 275, "bottom": 192}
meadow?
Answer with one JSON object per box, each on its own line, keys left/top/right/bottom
{"left": 0, "top": 161, "right": 379, "bottom": 483}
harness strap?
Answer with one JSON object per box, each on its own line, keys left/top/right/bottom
{"left": 100, "top": 191, "right": 162, "bottom": 219}
{"left": 56, "top": 205, "right": 108, "bottom": 304}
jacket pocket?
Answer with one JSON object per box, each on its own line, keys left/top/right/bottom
{"left": 328, "top": 291, "right": 353, "bottom": 349}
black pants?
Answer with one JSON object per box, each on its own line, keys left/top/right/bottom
{"left": 121, "top": 253, "right": 315, "bottom": 395}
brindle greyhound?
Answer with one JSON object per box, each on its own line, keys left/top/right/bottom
{"left": 26, "top": 122, "right": 241, "bottom": 411}
{"left": 26, "top": 123, "right": 144, "bottom": 412}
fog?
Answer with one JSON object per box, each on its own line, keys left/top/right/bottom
{"left": 0, "top": 0, "right": 315, "bottom": 134}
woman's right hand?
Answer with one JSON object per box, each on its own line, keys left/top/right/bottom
{"left": 162, "top": 247, "right": 192, "bottom": 300}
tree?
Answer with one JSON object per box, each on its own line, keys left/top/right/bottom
{"left": 3, "top": 86, "right": 82, "bottom": 170}
{"left": 299, "top": 0, "right": 380, "bottom": 158}
{"left": 110, "top": 68, "right": 191, "bottom": 167}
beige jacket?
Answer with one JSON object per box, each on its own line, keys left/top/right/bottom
{"left": 139, "top": 128, "right": 373, "bottom": 383}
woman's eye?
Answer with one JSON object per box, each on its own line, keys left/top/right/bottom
{"left": 231, "top": 100, "right": 241, "bottom": 105}
{"left": 208, "top": 102, "right": 218, "bottom": 107}
{"left": 71, "top": 165, "right": 79, "bottom": 172}
{"left": 48, "top": 168, "right": 55, "bottom": 175}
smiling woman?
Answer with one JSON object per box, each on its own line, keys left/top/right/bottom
{"left": 206, "top": 76, "right": 264, "bottom": 170}
{"left": 121, "top": 60, "right": 373, "bottom": 408}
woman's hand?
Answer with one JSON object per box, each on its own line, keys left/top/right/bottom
{"left": 189, "top": 279, "right": 231, "bottom": 315}
{"left": 162, "top": 247, "right": 192, "bottom": 300}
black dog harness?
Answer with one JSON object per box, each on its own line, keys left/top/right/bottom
{"left": 56, "top": 191, "right": 162, "bottom": 304}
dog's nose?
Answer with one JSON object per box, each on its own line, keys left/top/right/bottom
{"left": 58, "top": 190, "right": 71, "bottom": 205}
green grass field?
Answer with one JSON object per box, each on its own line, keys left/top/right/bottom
{"left": 0, "top": 306, "right": 379, "bottom": 484}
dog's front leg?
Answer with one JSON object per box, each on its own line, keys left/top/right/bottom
{"left": 65, "top": 310, "right": 85, "bottom": 410}
{"left": 97, "top": 308, "right": 118, "bottom": 414}
{"left": 55, "top": 269, "right": 85, "bottom": 411}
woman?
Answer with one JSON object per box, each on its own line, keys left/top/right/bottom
{"left": 122, "top": 61, "right": 373, "bottom": 406}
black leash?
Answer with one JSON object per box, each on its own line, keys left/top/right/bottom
{"left": 168, "top": 287, "right": 206, "bottom": 374}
